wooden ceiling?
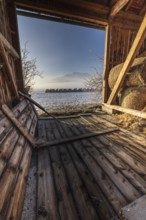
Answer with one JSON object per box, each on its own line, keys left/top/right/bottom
{"left": 15, "top": 0, "right": 146, "bottom": 30}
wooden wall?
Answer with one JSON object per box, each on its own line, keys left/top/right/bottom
{"left": 109, "top": 24, "right": 146, "bottom": 69}
{"left": 103, "top": 22, "right": 146, "bottom": 103}
{"left": 0, "top": 0, "right": 23, "bottom": 106}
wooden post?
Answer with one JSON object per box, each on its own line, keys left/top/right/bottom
{"left": 102, "top": 25, "right": 111, "bottom": 103}
{"left": 8, "top": 0, "right": 24, "bottom": 91}
{"left": 107, "top": 14, "right": 146, "bottom": 105}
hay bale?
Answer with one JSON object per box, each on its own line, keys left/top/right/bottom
{"left": 119, "top": 87, "right": 146, "bottom": 110}
{"left": 108, "top": 57, "right": 146, "bottom": 89}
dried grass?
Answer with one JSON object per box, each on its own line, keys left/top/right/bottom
{"left": 113, "top": 113, "right": 146, "bottom": 134}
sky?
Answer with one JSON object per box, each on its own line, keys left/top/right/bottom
{"left": 18, "top": 15, "right": 105, "bottom": 90}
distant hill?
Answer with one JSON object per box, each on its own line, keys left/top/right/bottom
{"left": 45, "top": 88, "right": 96, "bottom": 93}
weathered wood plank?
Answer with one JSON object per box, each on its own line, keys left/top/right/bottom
{"left": 57, "top": 118, "right": 128, "bottom": 214}
{"left": 92, "top": 114, "right": 146, "bottom": 145}
{"left": 0, "top": 104, "right": 35, "bottom": 218}
{"left": 81, "top": 139, "right": 141, "bottom": 202}
{"left": 0, "top": 32, "right": 19, "bottom": 59}
{"left": 5, "top": 144, "right": 32, "bottom": 220}
{"left": 103, "top": 103, "right": 146, "bottom": 119}
{"left": 2, "top": 104, "right": 35, "bottom": 146}
{"left": 0, "top": 105, "right": 33, "bottom": 176}
{"left": 107, "top": 14, "right": 146, "bottom": 104}
{"left": 102, "top": 24, "right": 111, "bottom": 103}
{"left": 69, "top": 118, "right": 143, "bottom": 200}
{"left": 15, "top": 0, "right": 144, "bottom": 29}
{"left": 59, "top": 145, "right": 99, "bottom": 220}
{"left": 39, "top": 113, "right": 92, "bottom": 120}
{"left": 0, "top": 140, "right": 28, "bottom": 216}
{"left": 124, "top": 0, "right": 134, "bottom": 11}
{"left": 49, "top": 146, "right": 79, "bottom": 220}
{"left": 98, "top": 135, "right": 146, "bottom": 177}
{"left": 37, "top": 119, "right": 60, "bottom": 220}
{"left": 19, "top": 91, "right": 55, "bottom": 118}
{"left": 110, "top": 0, "right": 130, "bottom": 17}
{"left": 68, "top": 145, "right": 116, "bottom": 219}
{"left": 93, "top": 140, "right": 146, "bottom": 194}
{"left": 52, "top": 119, "right": 101, "bottom": 220}
{"left": 0, "top": 42, "right": 18, "bottom": 96}
{"left": 37, "top": 149, "right": 60, "bottom": 220}
{"left": 139, "top": 3, "right": 146, "bottom": 16}
{"left": 36, "top": 128, "right": 119, "bottom": 148}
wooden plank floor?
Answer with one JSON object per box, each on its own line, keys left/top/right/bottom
{"left": 23, "top": 113, "right": 146, "bottom": 220}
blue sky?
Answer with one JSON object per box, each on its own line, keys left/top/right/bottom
{"left": 18, "top": 15, "right": 105, "bottom": 90}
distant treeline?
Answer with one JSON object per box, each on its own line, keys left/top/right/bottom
{"left": 45, "top": 88, "right": 96, "bottom": 93}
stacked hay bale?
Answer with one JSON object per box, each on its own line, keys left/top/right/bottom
{"left": 108, "top": 57, "right": 146, "bottom": 110}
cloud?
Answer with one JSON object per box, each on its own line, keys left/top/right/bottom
{"left": 53, "top": 72, "right": 91, "bottom": 82}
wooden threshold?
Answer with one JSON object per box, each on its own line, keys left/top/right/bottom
{"left": 102, "top": 103, "right": 146, "bottom": 119}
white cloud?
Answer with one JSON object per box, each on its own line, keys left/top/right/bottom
{"left": 53, "top": 72, "right": 91, "bottom": 82}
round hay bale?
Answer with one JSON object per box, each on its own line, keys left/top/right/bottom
{"left": 108, "top": 57, "right": 146, "bottom": 89}
{"left": 119, "top": 87, "right": 146, "bottom": 110}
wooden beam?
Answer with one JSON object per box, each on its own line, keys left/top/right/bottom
{"left": 36, "top": 127, "right": 119, "bottom": 148}
{"left": 102, "top": 103, "right": 146, "bottom": 119}
{"left": 124, "top": 0, "right": 134, "bottom": 11}
{"left": 102, "top": 104, "right": 117, "bottom": 114}
{"left": 39, "top": 113, "right": 92, "bottom": 120}
{"left": 0, "top": 32, "right": 19, "bottom": 59}
{"left": 0, "top": 42, "right": 18, "bottom": 97}
{"left": 102, "top": 25, "right": 111, "bottom": 103}
{"left": 110, "top": 0, "right": 130, "bottom": 17}
{"left": 1, "top": 104, "right": 35, "bottom": 147}
{"left": 107, "top": 14, "right": 146, "bottom": 105}
{"left": 15, "top": 0, "right": 143, "bottom": 29}
{"left": 8, "top": 0, "right": 24, "bottom": 91}
{"left": 15, "top": 0, "right": 108, "bottom": 26}
{"left": 19, "top": 91, "right": 55, "bottom": 118}
{"left": 139, "top": 3, "right": 146, "bottom": 16}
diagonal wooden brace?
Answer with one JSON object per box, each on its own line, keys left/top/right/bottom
{"left": 36, "top": 128, "right": 119, "bottom": 149}
{"left": 1, "top": 104, "right": 35, "bottom": 147}
{"left": 107, "top": 14, "right": 146, "bottom": 105}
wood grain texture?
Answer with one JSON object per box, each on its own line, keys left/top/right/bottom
{"left": 107, "top": 14, "right": 146, "bottom": 104}
{"left": 2, "top": 104, "right": 35, "bottom": 146}
{"left": 110, "top": 0, "right": 130, "bottom": 17}
{"left": 0, "top": 32, "right": 19, "bottom": 59}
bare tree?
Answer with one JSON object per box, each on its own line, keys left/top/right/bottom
{"left": 85, "top": 71, "right": 103, "bottom": 92}
{"left": 21, "top": 43, "right": 43, "bottom": 93}
{"left": 85, "top": 56, "right": 103, "bottom": 92}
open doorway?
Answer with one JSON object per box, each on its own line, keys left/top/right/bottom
{"left": 17, "top": 12, "right": 105, "bottom": 115}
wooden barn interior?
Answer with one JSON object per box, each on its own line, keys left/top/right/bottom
{"left": 0, "top": 0, "right": 146, "bottom": 219}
